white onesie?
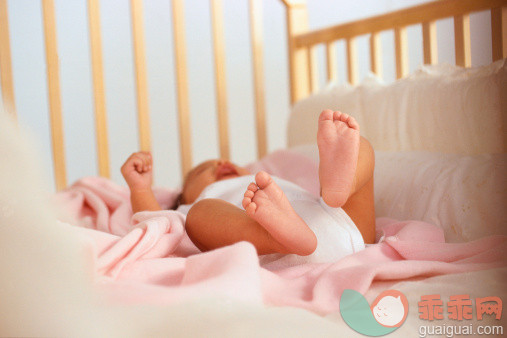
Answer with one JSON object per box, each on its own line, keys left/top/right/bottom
{"left": 178, "top": 175, "right": 365, "bottom": 266}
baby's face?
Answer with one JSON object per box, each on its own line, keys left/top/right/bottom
{"left": 181, "top": 159, "right": 250, "bottom": 204}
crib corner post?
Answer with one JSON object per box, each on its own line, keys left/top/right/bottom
{"left": 280, "top": 0, "right": 310, "bottom": 105}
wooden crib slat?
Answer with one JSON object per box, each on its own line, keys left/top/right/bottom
{"left": 210, "top": 0, "right": 229, "bottom": 160}
{"left": 249, "top": 0, "right": 267, "bottom": 159}
{"left": 346, "top": 37, "right": 357, "bottom": 85}
{"left": 394, "top": 26, "right": 408, "bottom": 79}
{"left": 422, "top": 21, "right": 438, "bottom": 65}
{"left": 369, "top": 32, "right": 382, "bottom": 78}
{"left": 171, "top": 0, "right": 192, "bottom": 176}
{"left": 325, "top": 42, "right": 337, "bottom": 82}
{"left": 284, "top": 2, "right": 310, "bottom": 104}
{"left": 42, "top": 0, "right": 66, "bottom": 190}
{"left": 491, "top": 7, "right": 507, "bottom": 61}
{"left": 0, "top": 0, "right": 16, "bottom": 119}
{"left": 454, "top": 14, "right": 471, "bottom": 67}
{"left": 131, "top": 0, "right": 151, "bottom": 151}
{"left": 307, "top": 46, "right": 319, "bottom": 93}
{"left": 88, "top": 0, "right": 110, "bottom": 178}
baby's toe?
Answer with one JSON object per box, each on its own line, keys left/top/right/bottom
{"left": 335, "top": 111, "right": 349, "bottom": 122}
{"left": 332, "top": 110, "right": 341, "bottom": 120}
{"left": 242, "top": 196, "right": 251, "bottom": 210}
{"left": 244, "top": 189, "right": 254, "bottom": 199}
{"left": 348, "top": 116, "right": 359, "bottom": 130}
{"left": 255, "top": 171, "right": 272, "bottom": 189}
{"left": 319, "top": 109, "right": 334, "bottom": 122}
{"left": 247, "top": 182, "right": 258, "bottom": 192}
{"left": 245, "top": 201, "right": 257, "bottom": 216}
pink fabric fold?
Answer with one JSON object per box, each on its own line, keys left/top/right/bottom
{"left": 53, "top": 150, "right": 507, "bottom": 315}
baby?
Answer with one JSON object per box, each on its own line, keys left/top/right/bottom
{"left": 121, "top": 110, "right": 375, "bottom": 261}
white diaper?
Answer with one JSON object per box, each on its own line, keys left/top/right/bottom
{"left": 178, "top": 175, "right": 365, "bottom": 266}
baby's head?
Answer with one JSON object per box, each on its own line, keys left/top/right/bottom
{"left": 174, "top": 159, "right": 250, "bottom": 208}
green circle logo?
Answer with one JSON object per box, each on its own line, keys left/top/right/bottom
{"left": 340, "top": 289, "right": 409, "bottom": 336}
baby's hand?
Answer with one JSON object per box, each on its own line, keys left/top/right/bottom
{"left": 121, "top": 151, "right": 153, "bottom": 191}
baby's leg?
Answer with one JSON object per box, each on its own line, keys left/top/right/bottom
{"left": 185, "top": 171, "right": 317, "bottom": 255}
{"left": 317, "top": 109, "right": 360, "bottom": 208}
{"left": 342, "top": 136, "right": 375, "bottom": 243}
{"left": 317, "top": 109, "right": 375, "bottom": 243}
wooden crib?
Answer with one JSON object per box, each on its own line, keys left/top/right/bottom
{"left": 0, "top": 0, "right": 505, "bottom": 190}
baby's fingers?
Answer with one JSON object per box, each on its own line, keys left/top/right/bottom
{"left": 132, "top": 157, "right": 144, "bottom": 173}
{"left": 138, "top": 151, "right": 152, "bottom": 171}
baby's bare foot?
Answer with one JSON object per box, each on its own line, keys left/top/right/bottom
{"left": 317, "top": 109, "right": 360, "bottom": 208}
{"left": 242, "top": 171, "right": 316, "bottom": 256}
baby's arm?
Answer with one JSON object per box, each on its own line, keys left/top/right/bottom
{"left": 121, "top": 151, "right": 162, "bottom": 213}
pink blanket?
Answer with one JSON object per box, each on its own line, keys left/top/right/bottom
{"left": 53, "top": 150, "right": 507, "bottom": 315}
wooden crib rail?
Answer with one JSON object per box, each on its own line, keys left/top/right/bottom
{"left": 0, "top": 0, "right": 269, "bottom": 190}
{"left": 250, "top": 0, "right": 267, "bottom": 159}
{"left": 285, "top": 0, "right": 507, "bottom": 103}
{"left": 42, "top": 0, "right": 67, "bottom": 191}
{"left": 88, "top": 0, "right": 109, "bottom": 179}
{"left": 0, "top": 0, "right": 15, "bottom": 120}
{"left": 210, "top": 0, "right": 230, "bottom": 160}
{"left": 172, "top": 0, "right": 193, "bottom": 176}
{"left": 131, "top": 0, "right": 151, "bottom": 154}
{"left": 1, "top": 0, "right": 505, "bottom": 190}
